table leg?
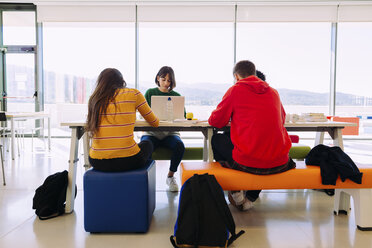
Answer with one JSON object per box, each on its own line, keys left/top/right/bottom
{"left": 315, "top": 131, "right": 325, "bottom": 147}
{"left": 11, "top": 118, "right": 15, "bottom": 160}
{"left": 333, "top": 128, "right": 344, "bottom": 150}
{"left": 83, "top": 132, "right": 91, "bottom": 170}
{"left": 203, "top": 130, "right": 208, "bottom": 162}
{"left": 207, "top": 128, "right": 213, "bottom": 162}
{"left": 65, "top": 127, "right": 79, "bottom": 213}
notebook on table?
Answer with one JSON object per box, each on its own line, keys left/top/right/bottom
{"left": 151, "top": 96, "right": 185, "bottom": 121}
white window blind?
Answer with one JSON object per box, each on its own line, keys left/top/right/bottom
{"left": 137, "top": 5, "right": 235, "bottom": 22}
{"left": 338, "top": 5, "right": 372, "bottom": 22}
{"left": 237, "top": 5, "right": 338, "bottom": 22}
{"left": 36, "top": 5, "right": 135, "bottom": 22}
{"left": 36, "top": 3, "right": 372, "bottom": 23}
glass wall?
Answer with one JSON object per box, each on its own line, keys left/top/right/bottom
{"left": 139, "top": 22, "right": 234, "bottom": 121}
{"left": 5, "top": 54, "right": 35, "bottom": 112}
{"left": 336, "top": 22, "right": 372, "bottom": 137}
{"left": 2, "top": 11, "right": 36, "bottom": 112}
{"left": 36, "top": 6, "right": 372, "bottom": 139}
{"left": 236, "top": 22, "right": 332, "bottom": 115}
{"left": 42, "top": 22, "right": 135, "bottom": 135}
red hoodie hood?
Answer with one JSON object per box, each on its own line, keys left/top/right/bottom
{"left": 235, "top": 75, "right": 269, "bottom": 94}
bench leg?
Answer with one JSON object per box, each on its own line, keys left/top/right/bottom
{"left": 315, "top": 131, "right": 324, "bottom": 147}
{"left": 334, "top": 189, "right": 350, "bottom": 215}
{"left": 351, "top": 189, "right": 372, "bottom": 231}
{"left": 334, "top": 189, "right": 372, "bottom": 231}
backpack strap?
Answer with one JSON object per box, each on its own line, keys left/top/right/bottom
{"left": 190, "top": 174, "right": 202, "bottom": 248}
{"left": 204, "top": 174, "right": 245, "bottom": 247}
{"left": 170, "top": 235, "right": 178, "bottom": 248}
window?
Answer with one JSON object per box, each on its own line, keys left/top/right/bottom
{"left": 1, "top": 11, "right": 36, "bottom": 113}
{"left": 5, "top": 54, "right": 35, "bottom": 112}
{"left": 336, "top": 23, "right": 372, "bottom": 136}
{"left": 42, "top": 22, "right": 135, "bottom": 135}
{"left": 236, "top": 23, "right": 332, "bottom": 115}
{"left": 138, "top": 22, "right": 234, "bottom": 120}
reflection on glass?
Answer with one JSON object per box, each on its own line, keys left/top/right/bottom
{"left": 237, "top": 22, "right": 332, "bottom": 115}
{"left": 139, "top": 22, "right": 234, "bottom": 121}
{"left": 3, "top": 11, "right": 36, "bottom": 45}
{"left": 5, "top": 54, "right": 35, "bottom": 112}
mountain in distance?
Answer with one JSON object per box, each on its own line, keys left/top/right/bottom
{"left": 277, "top": 88, "right": 365, "bottom": 106}
{"left": 176, "top": 82, "right": 367, "bottom": 106}
{"left": 177, "top": 82, "right": 230, "bottom": 106}
{"left": 277, "top": 88, "right": 328, "bottom": 105}
{"left": 140, "top": 82, "right": 231, "bottom": 106}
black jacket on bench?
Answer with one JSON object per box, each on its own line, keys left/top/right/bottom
{"left": 305, "top": 144, "right": 363, "bottom": 185}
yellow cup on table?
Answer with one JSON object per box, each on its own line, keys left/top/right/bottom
{"left": 186, "top": 112, "right": 194, "bottom": 120}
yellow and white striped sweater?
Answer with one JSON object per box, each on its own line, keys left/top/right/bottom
{"left": 89, "top": 88, "right": 159, "bottom": 159}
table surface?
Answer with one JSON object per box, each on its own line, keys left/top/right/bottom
{"left": 60, "top": 119, "right": 357, "bottom": 128}
{"left": 4, "top": 111, "right": 50, "bottom": 118}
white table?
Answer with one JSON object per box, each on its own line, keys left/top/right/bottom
{"left": 61, "top": 120, "right": 355, "bottom": 213}
{"left": 5, "top": 112, "right": 51, "bottom": 160}
{"left": 284, "top": 121, "right": 357, "bottom": 150}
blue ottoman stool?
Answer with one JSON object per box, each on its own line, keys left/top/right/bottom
{"left": 84, "top": 160, "right": 156, "bottom": 233}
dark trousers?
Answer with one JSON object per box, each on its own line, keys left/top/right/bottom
{"left": 89, "top": 140, "right": 153, "bottom": 172}
{"left": 211, "top": 133, "right": 296, "bottom": 202}
{"left": 141, "top": 135, "right": 185, "bottom": 172}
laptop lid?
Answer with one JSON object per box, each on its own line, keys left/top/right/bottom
{"left": 151, "top": 96, "right": 185, "bottom": 121}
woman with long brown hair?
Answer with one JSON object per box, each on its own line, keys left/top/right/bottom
{"left": 86, "top": 68, "right": 159, "bottom": 172}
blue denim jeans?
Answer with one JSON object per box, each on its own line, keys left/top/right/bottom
{"left": 141, "top": 135, "right": 185, "bottom": 172}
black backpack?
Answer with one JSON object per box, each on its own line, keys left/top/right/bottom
{"left": 170, "top": 173, "right": 244, "bottom": 248}
{"left": 32, "top": 170, "right": 75, "bottom": 220}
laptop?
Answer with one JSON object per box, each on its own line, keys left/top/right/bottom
{"left": 151, "top": 96, "right": 185, "bottom": 121}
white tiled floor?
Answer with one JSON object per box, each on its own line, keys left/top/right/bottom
{"left": 1, "top": 138, "right": 372, "bottom": 248}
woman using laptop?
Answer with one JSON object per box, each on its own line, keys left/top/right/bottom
{"left": 86, "top": 68, "right": 159, "bottom": 172}
{"left": 141, "top": 66, "right": 185, "bottom": 192}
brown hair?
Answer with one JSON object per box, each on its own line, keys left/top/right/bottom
{"left": 86, "top": 68, "right": 126, "bottom": 136}
{"left": 233, "top": 60, "right": 256, "bottom": 79}
{"left": 155, "top": 66, "right": 176, "bottom": 91}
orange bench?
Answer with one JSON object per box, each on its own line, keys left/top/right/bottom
{"left": 180, "top": 161, "right": 372, "bottom": 231}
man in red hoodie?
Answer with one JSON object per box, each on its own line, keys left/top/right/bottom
{"left": 208, "top": 60, "right": 295, "bottom": 211}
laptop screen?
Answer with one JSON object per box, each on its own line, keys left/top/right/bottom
{"left": 151, "top": 96, "right": 185, "bottom": 121}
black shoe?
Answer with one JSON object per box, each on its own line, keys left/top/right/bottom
{"left": 324, "top": 189, "right": 335, "bottom": 196}
{"left": 313, "top": 189, "right": 335, "bottom": 196}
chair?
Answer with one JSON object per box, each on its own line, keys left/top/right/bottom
{"left": 28, "top": 119, "right": 46, "bottom": 151}
{"left": 0, "top": 112, "right": 6, "bottom": 185}
{"left": 332, "top": 117, "right": 360, "bottom": 136}
{"left": 12, "top": 119, "right": 26, "bottom": 155}
{"left": 15, "top": 118, "right": 46, "bottom": 152}
{"left": 0, "top": 119, "right": 22, "bottom": 156}
{"left": 84, "top": 160, "right": 156, "bottom": 233}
